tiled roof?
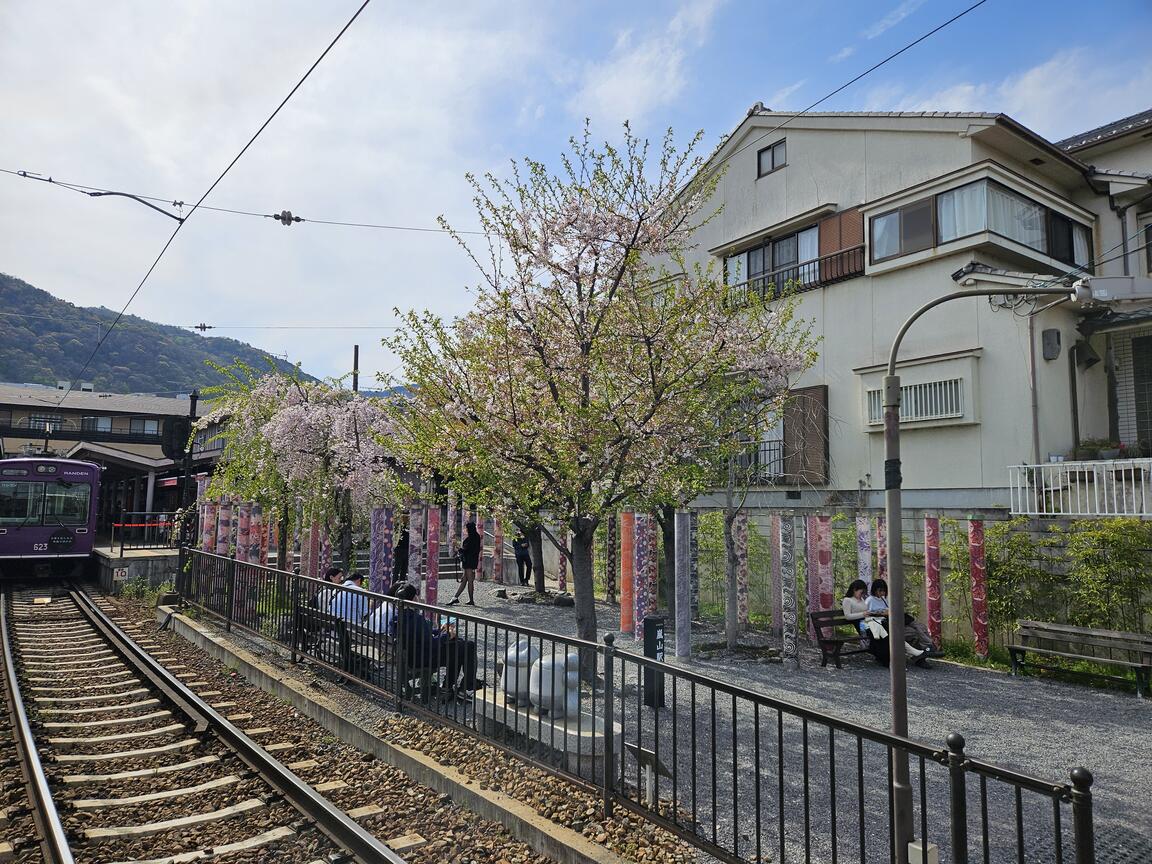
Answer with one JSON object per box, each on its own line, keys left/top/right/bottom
{"left": 1055, "top": 108, "right": 1152, "bottom": 152}
{"left": 750, "top": 107, "right": 999, "bottom": 120}
{"left": 0, "top": 382, "right": 200, "bottom": 416}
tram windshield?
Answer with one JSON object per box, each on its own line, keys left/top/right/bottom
{"left": 0, "top": 480, "right": 90, "bottom": 526}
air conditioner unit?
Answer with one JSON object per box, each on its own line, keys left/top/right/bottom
{"left": 79, "top": 382, "right": 94, "bottom": 392}
{"left": 56, "top": 380, "right": 70, "bottom": 390}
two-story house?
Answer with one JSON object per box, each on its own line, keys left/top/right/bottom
{"left": 690, "top": 107, "right": 1152, "bottom": 517}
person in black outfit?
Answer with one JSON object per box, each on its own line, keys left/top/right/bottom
{"left": 394, "top": 583, "right": 482, "bottom": 700}
{"left": 448, "top": 521, "right": 481, "bottom": 606}
{"left": 512, "top": 535, "right": 532, "bottom": 586}
{"left": 392, "top": 528, "right": 410, "bottom": 589}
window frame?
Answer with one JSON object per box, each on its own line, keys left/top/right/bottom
{"left": 81, "top": 415, "right": 112, "bottom": 433}
{"left": 869, "top": 177, "right": 1093, "bottom": 267}
{"left": 756, "top": 139, "right": 787, "bottom": 178}
{"left": 724, "top": 222, "right": 821, "bottom": 296}
{"left": 129, "top": 417, "right": 160, "bottom": 436}
{"left": 1143, "top": 219, "right": 1152, "bottom": 276}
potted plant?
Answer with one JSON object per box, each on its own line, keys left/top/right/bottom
{"left": 1072, "top": 440, "right": 1100, "bottom": 461}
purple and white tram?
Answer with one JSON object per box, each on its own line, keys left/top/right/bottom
{"left": 0, "top": 457, "right": 100, "bottom": 577}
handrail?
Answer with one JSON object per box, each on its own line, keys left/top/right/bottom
{"left": 727, "top": 244, "right": 865, "bottom": 299}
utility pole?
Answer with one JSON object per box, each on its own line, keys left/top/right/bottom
{"left": 178, "top": 389, "right": 199, "bottom": 511}
{"left": 352, "top": 345, "right": 359, "bottom": 393}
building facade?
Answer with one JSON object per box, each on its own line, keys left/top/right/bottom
{"left": 689, "top": 108, "right": 1152, "bottom": 516}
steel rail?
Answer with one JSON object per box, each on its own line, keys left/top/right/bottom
{"left": 67, "top": 588, "right": 406, "bottom": 864}
{"left": 0, "top": 591, "right": 76, "bottom": 864}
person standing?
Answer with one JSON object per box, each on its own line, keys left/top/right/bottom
{"left": 512, "top": 534, "right": 532, "bottom": 586}
{"left": 392, "top": 528, "right": 410, "bottom": 585}
{"left": 448, "top": 521, "right": 481, "bottom": 606}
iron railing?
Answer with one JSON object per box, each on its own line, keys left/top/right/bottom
{"left": 1008, "top": 458, "right": 1152, "bottom": 517}
{"left": 179, "top": 548, "right": 1096, "bottom": 864}
{"left": 728, "top": 244, "right": 865, "bottom": 305}
{"left": 110, "top": 510, "right": 176, "bottom": 553}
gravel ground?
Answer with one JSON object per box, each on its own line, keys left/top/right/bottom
{"left": 432, "top": 578, "right": 1152, "bottom": 863}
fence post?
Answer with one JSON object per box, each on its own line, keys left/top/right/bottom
{"left": 395, "top": 598, "right": 407, "bottom": 713}
{"left": 946, "top": 733, "right": 969, "bottom": 864}
{"left": 602, "top": 633, "right": 616, "bottom": 819}
{"left": 118, "top": 509, "right": 126, "bottom": 557}
{"left": 1070, "top": 767, "right": 1095, "bottom": 864}
{"left": 225, "top": 556, "right": 236, "bottom": 632}
{"left": 176, "top": 545, "right": 187, "bottom": 598}
{"left": 289, "top": 572, "right": 302, "bottom": 665}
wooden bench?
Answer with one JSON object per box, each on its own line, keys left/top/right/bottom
{"left": 810, "top": 610, "right": 874, "bottom": 668}
{"left": 1009, "top": 620, "right": 1152, "bottom": 698}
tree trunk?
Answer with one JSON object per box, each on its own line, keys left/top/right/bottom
{"left": 277, "top": 510, "right": 290, "bottom": 573}
{"left": 570, "top": 518, "right": 599, "bottom": 644}
{"left": 528, "top": 525, "right": 546, "bottom": 595}
{"left": 656, "top": 503, "right": 676, "bottom": 616}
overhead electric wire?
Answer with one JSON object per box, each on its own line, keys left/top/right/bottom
{"left": 53, "top": 0, "right": 373, "bottom": 407}
{"left": 0, "top": 166, "right": 483, "bottom": 235}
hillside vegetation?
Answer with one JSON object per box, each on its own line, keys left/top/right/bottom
{"left": 0, "top": 272, "right": 310, "bottom": 393}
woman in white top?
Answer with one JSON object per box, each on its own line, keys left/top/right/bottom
{"left": 842, "top": 579, "right": 888, "bottom": 664}
{"left": 868, "top": 579, "right": 930, "bottom": 667}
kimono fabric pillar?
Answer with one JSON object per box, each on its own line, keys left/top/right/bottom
{"left": 856, "top": 515, "right": 873, "bottom": 586}
{"left": 735, "top": 510, "right": 749, "bottom": 629}
{"left": 426, "top": 508, "right": 441, "bottom": 606}
{"left": 236, "top": 503, "right": 251, "bottom": 564}
{"left": 605, "top": 514, "right": 618, "bottom": 603}
{"left": 318, "top": 526, "right": 332, "bottom": 576}
{"left": 646, "top": 518, "right": 657, "bottom": 610}
{"left": 816, "top": 515, "right": 834, "bottom": 614}
{"left": 924, "top": 516, "right": 942, "bottom": 650}
{"left": 689, "top": 510, "right": 699, "bottom": 619}
{"left": 876, "top": 516, "right": 888, "bottom": 580}
{"left": 252, "top": 505, "right": 265, "bottom": 565}
{"left": 674, "top": 510, "right": 691, "bottom": 658}
{"left": 969, "top": 518, "right": 989, "bottom": 658}
{"left": 215, "top": 501, "right": 232, "bottom": 557}
{"left": 805, "top": 516, "right": 820, "bottom": 641}
{"left": 558, "top": 531, "right": 568, "bottom": 592}
{"left": 200, "top": 501, "right": 218, "bottom": 553}
{"left": 492, "top": 518, "right": 504, "bottom": 585}
{"left": 478, "top": 513, "right": 490, "bottom": 582}
{"left": 780, "top": 514, "right": 799, "bottom": 671}
{"left": 195, "top": 474, "right": 208, "bottom": 502}
{"left": 407, "top": 504, "right": 425, "bottom": 589}
{"left": 620, "top": 512, "right": 636, "bottom": 634}
{"left": 368, "top": 507, "right": 393, "bottom": 595}
{"left": 446, "top": 495, "right": 457, "bottom": 558}
{"left": 632, "top": 514, "right": 650, "bottom": 629}
{"left": 769, "top": 514, "right": 782, "bottom": 636}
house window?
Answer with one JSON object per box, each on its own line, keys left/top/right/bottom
{"left": 1144, "top": 222, "right": 1152, "bottom": 276}
{"left": 130, "top": 417, "right": 159, "bottom": 435}
{"left": 866, "top": 378, "right": 965, "bottom": 425}
{"left": 81, "top": 416, "right": 112, "bottom": 433}
{"left": 0, "top": 409, "right": 10, "bottom": 427}
{"left": 872, "top": 178, "right": 1091, "bottom": 266}
{"left": 724, "top": 224, "right": 820, "bottom": 296}
{"left": 757, "top": 139, "right": 786, "bottom": 177}
{"left": 28, "top": 415, "right": 63, "bottom": 433}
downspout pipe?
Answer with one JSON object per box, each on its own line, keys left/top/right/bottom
{"left": 1108, "top": 194, "right": 1132, "bottom": 276}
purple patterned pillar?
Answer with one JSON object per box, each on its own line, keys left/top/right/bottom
{"left": 426, "top": 508, "right": 441, "bottom": 606}
{"left": 407, "top": 504, "right": 424, "bottom": 588}
{"left": 605, "top": 514, "right": 618, "bottom": 603}
{"left": 770, "top": 513, "right": 782, "bottom": 636}
{"left": 369, "top": 506, "right": 393, "bottom": 594}
{"left": 632, "top": 514, "right": 650, "bottom": 629}
{"left": 492, "top": 518, "right": 504, "bottom": 585}
{"left": 735, "top": 510, "right": 749, "bottom": 630}
{"left": 689, "top": 510, "right": 699, "bottom": 619}
{"left": 446, "top": 495, "right": 458, "bottom": 558}
{"left": 780, "top": 514, "right": 799, "bottom": 671}
{"left": 856, "top": 515, "right": 873, "bottom": 586}
{"left": 215, "top": 501, "right": 232, "bottom": 557}
{"left": 236, "top": 503, "right": 252, "bottom": 564}
{"left": 817, "top": 515, "right": 833, "bottom": 613}
{"left": 805, "top": 515, "right": 820, "bottom": 640}
{"left": 674, "top": 510, "right": 691, "bottom": 658}
{"left": 201, "top": 501, "right": 217, "bottom": 553}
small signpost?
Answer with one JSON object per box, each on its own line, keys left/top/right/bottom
{"left": 642, "top": 615, "right": 665, "bottom": 708}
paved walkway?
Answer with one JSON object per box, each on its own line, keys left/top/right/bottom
{"left": 435, "top": 576, "right": 1151, "bottom": 861}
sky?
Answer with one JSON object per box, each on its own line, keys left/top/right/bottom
{"left": 2, "top": 0, "right": 1151, "bottom": 386}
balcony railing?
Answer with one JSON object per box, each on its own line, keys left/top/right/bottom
{"left": 728, "top": 244, "right": 865, "bottom": 304}
{"left": 1008, "top": 458, "right": 1152, "bottom": 517}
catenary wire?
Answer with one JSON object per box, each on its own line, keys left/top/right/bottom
{"left": 53, "top": 0, "right": 373, "bottom": 407}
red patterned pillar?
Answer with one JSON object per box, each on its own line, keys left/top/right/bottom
{"left": 924, "top": 516, "right": 942, "bottom": 650}
{"left": 620, "top": 512, "right": 635, "bottom": 634}
{"left": 876, "top": 516, "right": 888, "bottom": 581}
{"left": 969, "top": 518, "right": 989, "bottom": 658}
{"left": 817, "top": 515, "right": 833, "bottom": 613}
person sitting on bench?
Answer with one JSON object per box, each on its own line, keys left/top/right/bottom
{"left": 330, "top": 572, "right": 370, "bottom": 623}
{"left": 394, "top": 583, "right": 484, "bottom": 701}
{"left": 842, "top": 579, "right": 888, "bottom": 665}
{"left": 867, "top": 579, "right": 930, "bottom": 668}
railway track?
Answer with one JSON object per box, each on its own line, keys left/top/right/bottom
{"left": 0, "top": 586, "right": 407, "bottom": 864}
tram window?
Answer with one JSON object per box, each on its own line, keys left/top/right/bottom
{"left": 0, "top": 482, "right": 44, "bottom": 525}
{"left": 43, "top": 482, "right": 91, "bottom": 525}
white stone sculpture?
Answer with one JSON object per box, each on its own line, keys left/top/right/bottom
{"left": 500, "top": 639, "right": 539, "bottom": 706}
{"left": 529, "top": 651, "right": 580, "bottom": 718}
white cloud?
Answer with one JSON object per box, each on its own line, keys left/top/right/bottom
{"left": 829, "top": 46, "right": 855, "bottom": 63}
{"left": 862, "top": 0, "right": 926, "bottom": 40}
{"left": 766, "top": 80, "right": 806, "bottom": 109}
{"left": 870, "top": 49, "right": 1152, "bottom": 141}
{"left": 567, "top": 0, "right": 722, "bottom": 126}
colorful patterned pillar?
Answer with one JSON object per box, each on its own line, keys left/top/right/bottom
{"left": 605, "top": 514, "right": 618, "bottom": 603}
{"left": 647, "top": 518, "right": 658, "bottom": 610}
{"left": 201, "top": 501, "right": 218, "bottom": 553}
{"left": 769, "top": 514, "right": 782, "bottom": 636}
{"left": 632, "top": 514, "right": 650, "bottom": 630}
{"left": 806, "top": 516, "right": 820, "bottom": 640}
{"left": 877, "top": 516, "right": 888, "bottom": 581}
{"left": 195, "top": 474, "right": 208, "bottom": 502}
{"left": 318, "top": 525, "right": 333, "bottom": 576}
{"left": 369, "top": 506, "right": 393, "bottom": 594}
{"left": 236, "top": 503, "right": 252, "bottom": 564}
{"left": 924, "top": 516, "right": 942, "bottom": 650}
{"left": 674, "top": 510, "right": 691, "bottom": 658}
{"left": 558, "top": 544, "right": 568, "bottom": 592}
{"left": 969, "top": 518, "right": 989, "bottom": 658}
{"left": 426, "top": 508, "right": 440, "bottom": 606}
{"left": 478, "top": 514, "right": 490, "bottom": 582}
{"left": 780, "top": 514, "right": 799, "bottom": 671}
{"left": 492, "top": 518, "right": 504, "bottom": 585}
{"left": 620, "top": 512, "right": 636, "bottom": 634}
{"left": 816, "top": 515, "right": 834, "bottom": 613}
{"left": 215, "top": 501, "right": 232, "bottom": 557}
{"left": 407, "top": 505, "right": 424, "bottom": 588}
{"left": 735, "top": 510, "right": 749, "bottom": 630}
{"left": 689, "top": 510, "right": 699, "bottom": 619}
{"left": 250, "top": 505, "right": 265, "bottom": 565}
{"left": 446, "top": 496, "right": 458, "bottom": 557}
{"left": 856, "top": 515, "right": 873, "bottom": 586}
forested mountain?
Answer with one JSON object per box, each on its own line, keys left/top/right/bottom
{"left": 0, "top": 273, "right": 311, "bottom": 393}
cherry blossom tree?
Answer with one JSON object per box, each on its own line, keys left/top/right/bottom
{"left": 197, "top": 363, "right": 404, "bottom": 567}
{"left": 388, "top": 125, "right": 814, "bottom": 644}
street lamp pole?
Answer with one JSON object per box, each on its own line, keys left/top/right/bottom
{"left": 884, "top": 284, "right": 1074, "bottom": 863}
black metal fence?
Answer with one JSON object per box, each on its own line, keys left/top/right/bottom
{"left": 178, "top": 548, "right": 1096, "bottom": 864}
{"left": 111, "top": 510, "right": 177, "bottom": 553}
